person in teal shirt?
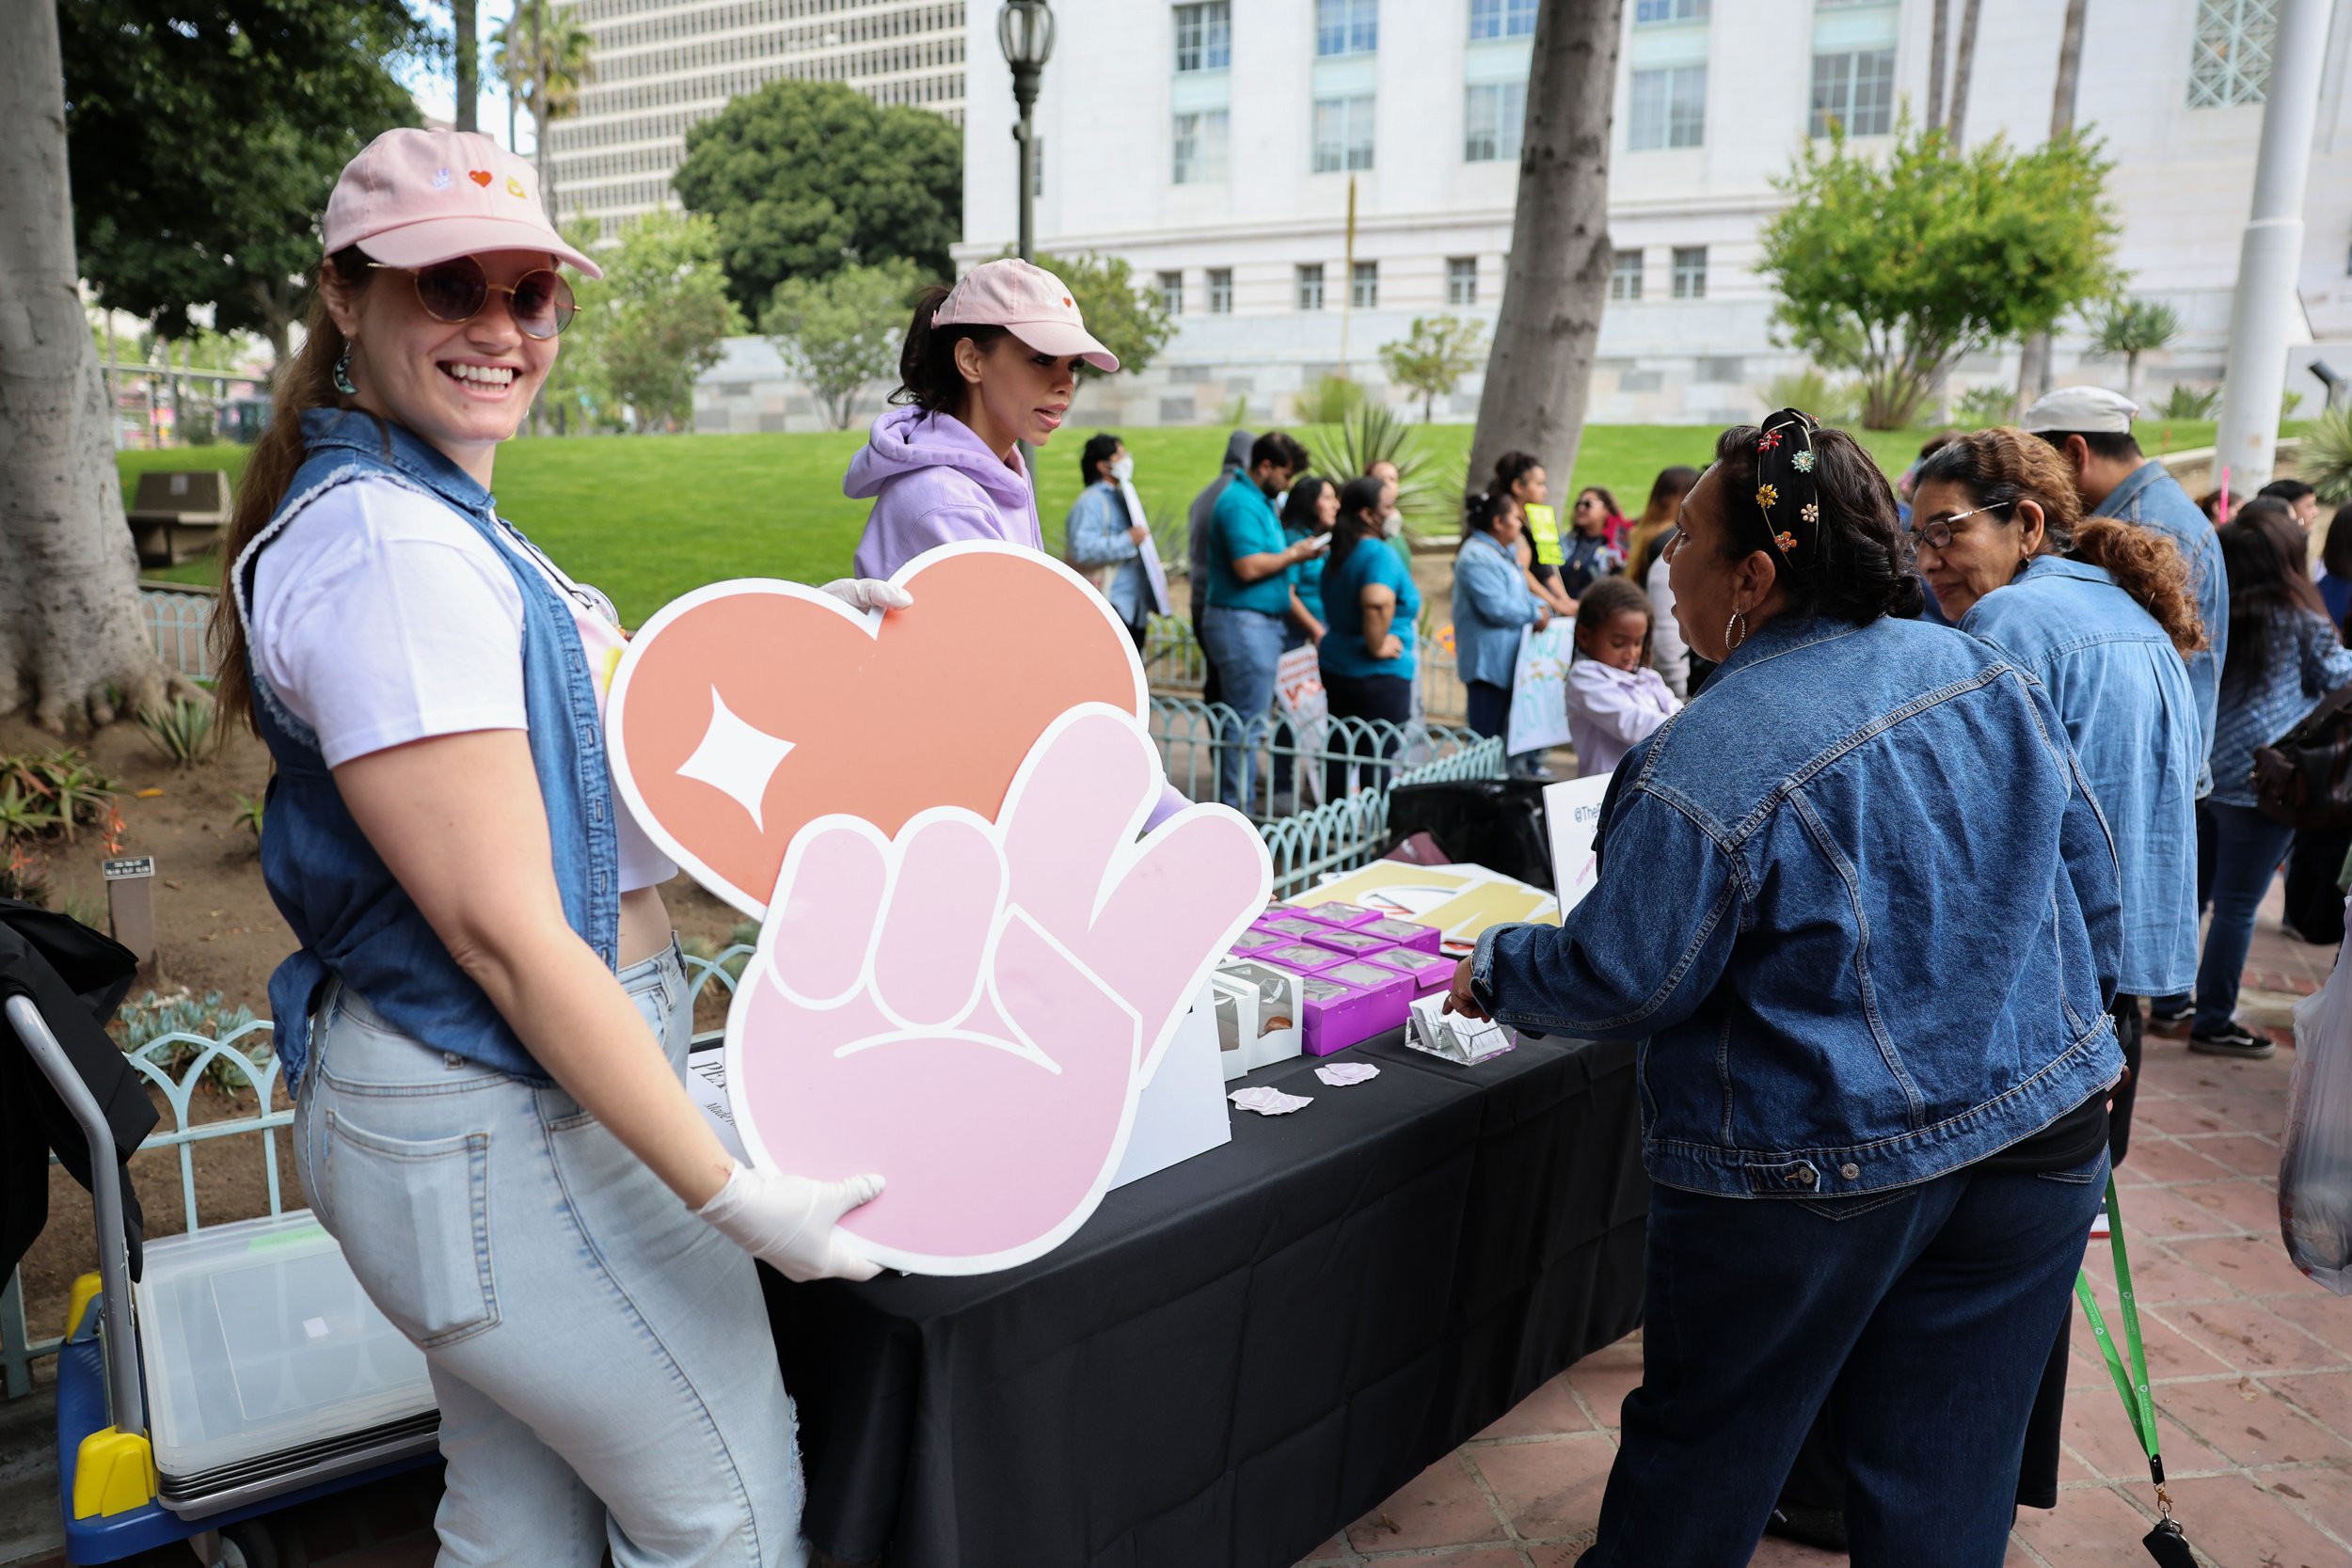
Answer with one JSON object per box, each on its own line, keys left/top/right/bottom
{"left": 1200, "top": 431, "right": 1320, "bottom": 810}
{"left": 1318, "top": 475, "right": 1422, "bottom": 798}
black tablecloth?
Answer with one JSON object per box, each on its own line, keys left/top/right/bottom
{"left": 764, "top": 1029, "right": 1649, "bottom": 1568}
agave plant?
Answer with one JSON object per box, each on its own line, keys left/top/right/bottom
{"left": 2303, "top": 406, "right": 2352, "bottom": 505}
{"left": 1306, "top": 404, "right": 1464, "bottom": 537}
{"left": 137, "top": 696, "right": 218, "bottom": 768}
{"left": 2157, "top": 384, "right": 2221, "bottom": 420}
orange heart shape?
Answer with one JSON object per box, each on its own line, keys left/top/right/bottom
{"left": 468, "top": 169, "right": 493, "bottom": 186}
{"left": 610, "top": 545, "right": 1147, "bottom": 916}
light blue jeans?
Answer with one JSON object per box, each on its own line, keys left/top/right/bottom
{"left": 1200, "top": 603, "right": 1284, "bottom": 812}
{"left": 293, "top": 941, "right": 805, "bottom": 1568}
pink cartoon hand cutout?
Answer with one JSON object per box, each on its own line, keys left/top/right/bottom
{"left": 724, "top": 704, "right": 1269, "bottom": 1275}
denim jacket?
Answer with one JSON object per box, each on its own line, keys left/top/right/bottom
{"left": 1963, "top": 556, "right": 2200, "bottom": 998}
{"left": 234, "top": 409, "right": 621, "bottom": 1085}
{"left": 1065, "top": 481, "right": 1146, "bottom": 624}
{"left": 2092, "top": 461, "right": 2225, "bottom": 796}
{"left": 1452, "top": 532, "right": 1546, "bottom": 688}
{"left": 1472, "top": 614, "right": 2123, "bottom": 1199}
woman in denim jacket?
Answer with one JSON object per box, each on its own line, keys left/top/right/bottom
{"left": 1449, "top": 412, "right": 2124, "bottom": 1568}
{"left": 1451, "top": 490, "right": 1553, "bottom": 742}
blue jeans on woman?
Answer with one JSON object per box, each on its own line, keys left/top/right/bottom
{"left": 2192, "top": 801, "right": 2297, "bottom": 1034}
{"left": 1579, "top": 1142, "right": 2107, "bottom": 1568}
{"left": 295, "top": 942, "right": 807, "bottom": 1567}
{"left": 1200, "top": 604, "right": 1285, "bottom": 812}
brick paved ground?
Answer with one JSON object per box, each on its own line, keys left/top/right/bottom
{"left": 10, "top": 893, "right": 2348, "bottom": 1568}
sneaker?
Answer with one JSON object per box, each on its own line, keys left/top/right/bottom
{"left": 2147, "top": 1000, "right": 2193, "bottom": 1037}
{"left": 2188, "top": 1022, "right": 2277, "bottom": 1059}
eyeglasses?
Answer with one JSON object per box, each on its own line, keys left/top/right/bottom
{"left": 367, "top": 257, "right": 578, "bottom": 339}
{"left": 1909, "top": 500, "right": 2013, "bottom": 551}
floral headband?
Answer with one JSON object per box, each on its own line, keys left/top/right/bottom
{"left": 1752, "top": 407, "right": 1822, "bottom": 568}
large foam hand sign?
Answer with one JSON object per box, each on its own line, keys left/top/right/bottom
{"left": 610, "top": 543, "right": 1273, "bottom": 1274}
{"left": 728, "top": 705, "right": 1267, "bottom": 1273}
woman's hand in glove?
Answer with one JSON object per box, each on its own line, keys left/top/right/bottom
{"left": 818, "top": 578, "right": 914, "bottom": 613}
{"left": 695, "top": 1162, "right": 886, "bottom": 1283}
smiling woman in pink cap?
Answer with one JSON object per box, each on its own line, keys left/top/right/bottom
{"left": 210, "top": 127, "right": 895, "bottom": 1567}
{"left": 846, "top": 257, "right": 1120, "bottom": 578}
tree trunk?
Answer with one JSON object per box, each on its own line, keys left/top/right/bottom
{"left": 454, "top": 0, "right": 479, "bottom": 134}
{"left": 507, "top": 87, "right": 519, "bottom": 154}
{"left": 1947, "top": 0, "right": 1984, "bottom": 151}
{"left": 0, "top": 0, "right": 183, "bottom": 729}
{"left": 2126, "top": 348, "right": 2140, "bottom": 404}
{"left": 2012, "top": 0, "right": 2090, "bottom": 414}
{"left": 532, "top": 0, "right": 554, "bottom": 216}
{"left": 1927, "top": 0, "right": 1950, "bottom": 132}
{"left": 1468, "top": 0, "right": 1623, "bottom": 505}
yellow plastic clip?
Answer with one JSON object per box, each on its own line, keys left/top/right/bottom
{"left": 62, "top": 1273, "right": 103, "bottom": 1340}
{"left": 72, "top": 1427, "right": 157, "bottom": 1519}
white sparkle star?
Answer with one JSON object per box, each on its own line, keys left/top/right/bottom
{"left": 675, "top": 689, "right": 796, "bottom": 830}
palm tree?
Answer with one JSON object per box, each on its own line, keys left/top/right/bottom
{"left": 453, "top": 0, "right": 478, "bottom": 133}
{"left": 491, "top": 2, "right": 596, "bottom": 214}
{"left": 2090, "top": 297, "right": 2182, "bottom": 404}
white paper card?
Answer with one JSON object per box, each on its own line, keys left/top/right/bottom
{"left": 1314, "top": 1062, "right": 1380, "bottom": 1086}
{"left": 686, "top": 1041, "right": 749, "bottom": 1163}
{"left": 1230, "top": 1085, "right": 1313, "bottom": 1116}
{"left": 1543, "top": 772, "right": 1614, "bottom": 918}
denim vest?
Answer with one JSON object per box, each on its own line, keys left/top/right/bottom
{"left": 1472, "top": 614, "right": 2124, "bottom": 1199}
{"left": 235, "top": 409, "right": 620, "bottom": 1086}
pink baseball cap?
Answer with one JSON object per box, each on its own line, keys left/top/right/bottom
{"left": 323, "top": 128, "right": 603, "bottom": 279}
{"left": 934, "top": 259, "right": 1119, "bottom": 372}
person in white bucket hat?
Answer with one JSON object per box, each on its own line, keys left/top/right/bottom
{"left": 211, "top": 126, "right": 898, "bottom": 1567}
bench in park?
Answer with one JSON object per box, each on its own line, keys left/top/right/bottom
{"left": 126, "top": 469, "right": 231, "bottom": 566}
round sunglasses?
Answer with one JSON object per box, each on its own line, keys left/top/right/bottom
{"left": 366, "top": 257, "right": 578, "bottom": 339}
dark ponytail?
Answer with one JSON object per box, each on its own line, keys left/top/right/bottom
{"left": 1327, "top": 474, "right": 1389, "bottom": 575}
{"left": 892, "top": 284, "right": 1006, "bottom": 415}
{"left": 1709, "top": 421, "right": 1922, "bottom": 625}
{"left": 1462, "top": 489, "right": 1518, "bottom": 541}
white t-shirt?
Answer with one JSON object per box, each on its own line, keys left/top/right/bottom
{"left": 246, "top": 476, "right": 676, "bottom": 892}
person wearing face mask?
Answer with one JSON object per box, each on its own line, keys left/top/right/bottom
{"left": 1452, "top": 489, "right": 1554, "bottom": 745}
{"left": 1367, "top": 458, "right": 1406, "bottom": 540}
{"left": 849, "top": 258, "right": 1120, "bottom": 579}
{"left": 215, "top": 128, "right": 898, "bottom": 1566}
{"left": 1064, "top": 433, "right": 1151, "bottom": 648}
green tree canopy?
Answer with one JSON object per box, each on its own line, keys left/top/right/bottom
{"left": 1024, "top": 250, "right": 1177, "bottom": 384}
{"left": 1756, "top": 117, "right": 2120, "bottom": 428}
{"left": 592, "top": 209, "right": 744, "bottom": 433}
{"left": 764, "top": 260, "right": 925, "bottom": 431}
{"left": 1379, "top": 316, "right": 1488, "bottom": 422}
{"left": 61, "top": 0, "right": 429, "bottom": 362}
{"left": 672, "top": 80, "right": 961, "bottom": 315}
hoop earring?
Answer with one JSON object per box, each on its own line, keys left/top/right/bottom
{"left": 332, "top": 343, "right": 358, "bottom": 397}
{"left": 1725, "top": 610, "right": 1748, "bottom": 652}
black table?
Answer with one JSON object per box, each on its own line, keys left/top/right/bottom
{"left": 764, "top": 1029, "right": 1649, "bottom": 1568}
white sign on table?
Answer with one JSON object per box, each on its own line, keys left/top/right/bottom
{"left": 1274, "top": 641, "right": 1329, "bottom": 804}
{"left": 1542, "top": 772, "right": 1615, "bottom": 919}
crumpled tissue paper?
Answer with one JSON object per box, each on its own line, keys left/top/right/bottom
{"left": 1313, "top": 1062, "right": 1380, "bottom": 1087}
{"left": 1229, "top": 1085, "right": 1313, "bottom": 1117}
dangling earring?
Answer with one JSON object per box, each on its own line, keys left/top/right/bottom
{"left": 333, "top": 343, "right": 358, "bottom": 397}
{"left": 1725, "top": 609, "right": 1748, "bottom": 652}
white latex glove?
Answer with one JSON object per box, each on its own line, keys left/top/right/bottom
{"left": 819, "top": 578, "right": 914, "bottom": 612}
{"left": 695, "top": 1162, "right": 886, "bottom": 1283}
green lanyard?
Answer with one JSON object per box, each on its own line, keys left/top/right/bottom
{"left": 2074, "top": 1177, "right": 2173, "bottom": 1522}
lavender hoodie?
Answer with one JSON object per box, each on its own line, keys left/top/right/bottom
{"left": 846, "top": 406, "right": 1041, "bottom": 579}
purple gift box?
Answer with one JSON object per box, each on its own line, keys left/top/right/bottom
{"left": 1375, "top": 946, "right": 1460, "bottom": 997}
{"left": 1357, "top": 916, "right": 1443, "bottom": 955}
{"left": 1305, "top": 926, "right": 1398, "bottom": 959}
{"left": 1319, "top": 958, "right": 1415, "bottom": 1029}
{"left": 1298, "top": 958, "right": 1416, "bottom": 1054}
{"left": 1256, "top": 914, "right": 1336, "bottom": 942}
{"left": 1231, "top": 926, "right": 1297, "bottom": 960}
{"left": 1300, "top": 900, "right": 1385, "bottom": 930}
{"left": 1256, "top": 942, "right": 1355, "bottom": 976}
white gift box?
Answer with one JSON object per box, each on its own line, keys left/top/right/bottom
{"left": 1213, "top": 958, "right": 1306, "bottom": 1072}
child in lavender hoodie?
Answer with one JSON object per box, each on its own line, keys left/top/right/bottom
{"left": 1565, "top": 577, "right": 1683, "bottom": 780}
{"left": 848, "top": 258, "right": 1120, "bottom": 579}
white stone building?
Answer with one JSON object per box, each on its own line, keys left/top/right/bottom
{"left": 552, "top": 0, "right": 968, "bottom": 239}
{"left": 922, "top": 0, "right": 2352, "bottom": 430}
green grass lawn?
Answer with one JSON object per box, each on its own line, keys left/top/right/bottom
{"left": 125, "top": 417, "right": 2233, "bottom": 626}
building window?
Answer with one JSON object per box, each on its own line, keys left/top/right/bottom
{"left": 1157, "top": 271, "right": 1185, "bottom": 316}
{"left": 1464, "top": 81, "right": 1526, "bottom": 163}
{"left": 1297, "top": 264, "right": 1327, "bottom": 311}
{"left": 1312, "top": 95, "right": 1376, "bottom": 172}
{"left": 1172, "top": 108, "right": 1230, "bottom": 183}
{"left": 1610, "top": 248, "right": 1644, "bottom": 301}
{"left": 1174, "top": 1, "right": 1232, "bottom": 72}
{"left": 1447, "top": 257, "right": 1478, "bottom": 307}
{"left": 1810, "top": 48, "right": 1895, "bottom": 136}
{"left": 1672, "top": 246, "right": 1708, "bottom": 299}
{"left": 1629, "top": 65, "right": 1707, "bottom": 150}
{"left": 1316, "top": 0, "right": 1378, "bottom": 56}
{"left": 1352, "top": 261, "right": 1378, "bottom": 309}
{"left": 1207, "top": 268, "right": 1234, "bottom": 313}
{"left": 2187, "top": 0, "right": 2278, "bottom": 107}
{"left": 1634, "top": 0, "right": 1708, "bottom": 20}
{"left": 1468, "top": 0, "right": 1537, "bottom": 40}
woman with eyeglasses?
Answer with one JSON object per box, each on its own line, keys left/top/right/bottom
{"left": 213, "top": 130, "right": 889, "bottom": 1566}
{"left": 1450, "top": 412, "right": 2122, "bottom": 1566}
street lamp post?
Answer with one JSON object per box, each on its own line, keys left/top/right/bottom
{"left": 998, "top": 0, "right": 1055, "bottom": 263}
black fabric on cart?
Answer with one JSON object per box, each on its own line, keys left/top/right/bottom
{"left": 766, "top": 1031, "right": 1647, "bottom": 1568}
{"left": 0, "top": 899, "right": 154, "bottom": 1279}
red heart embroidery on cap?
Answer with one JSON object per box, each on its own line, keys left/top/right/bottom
{"left": 468, "top": 169, "right": 493, "bottom": 186}
{"left": 609, "top": 544, "right": 1147, "bottom": 916}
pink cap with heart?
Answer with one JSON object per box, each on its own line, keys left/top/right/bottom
{"left": 934, "top": 259, "right": 1119, "bottom": 372}
{"left": 323, "top": 128, "right": 603, "bottom": 279}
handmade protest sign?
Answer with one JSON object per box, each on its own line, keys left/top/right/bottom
{"left": 609, "top": 543, "right": 1272, "bottom": 1275}
{"left": 1506, "top": 621, "right": 1576, "bottom": 756}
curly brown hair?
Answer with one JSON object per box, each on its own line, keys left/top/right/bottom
{"left": 1915, "top": 428, "right": 2207, "bottom": 657}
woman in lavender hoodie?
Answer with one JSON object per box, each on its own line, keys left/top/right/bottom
{"left": 848, "top": 258, "right": 1120, "bottom": 578}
